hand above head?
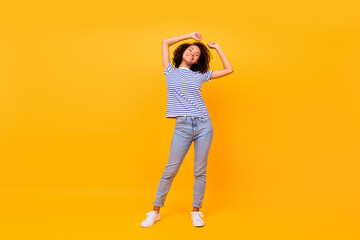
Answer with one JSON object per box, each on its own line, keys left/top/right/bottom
{"left": 189, "top": 32, "right": 202, "bottom": 41}
{"left": 207, "top": 41, "right": 219, "bottom": 49}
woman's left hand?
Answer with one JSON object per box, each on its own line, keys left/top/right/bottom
{"left": 207, "top": 41, "right": 219, "bottom": 49}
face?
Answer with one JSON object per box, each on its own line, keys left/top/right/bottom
{"left": 182, "top": 45, "right": 201, "bottom": 65}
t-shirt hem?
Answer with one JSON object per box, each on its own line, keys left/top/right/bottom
{"left": 166, "top": 115, "right": 211, "bottom": 120}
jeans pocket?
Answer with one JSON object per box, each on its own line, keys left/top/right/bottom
{"left": 199, "top": 117, "right": 210, "bottom": 123}
{"left": 176, "top": 118, "right": 185, "bottom": 124}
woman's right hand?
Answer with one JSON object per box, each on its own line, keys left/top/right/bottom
{"left": 189, "top": 32, "right": 202, "bottom": 41}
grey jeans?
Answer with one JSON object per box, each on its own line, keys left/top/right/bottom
{"left": 153, "top": 116, "right": 213, "bottom": 209}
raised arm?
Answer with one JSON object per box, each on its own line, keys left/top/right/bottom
{"left": 162, "top": 32, "right": 202, "bottom": 70}
{"left": 207, "top": 42, "right": 234, "bottom": 79}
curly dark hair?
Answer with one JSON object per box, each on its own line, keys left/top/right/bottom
{"left": 171, "top": 42, "right": 212, "bottom": 74}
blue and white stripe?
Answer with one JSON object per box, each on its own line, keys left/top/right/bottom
{"left": 164, "top": 61, "right": 213, "bottom": 119}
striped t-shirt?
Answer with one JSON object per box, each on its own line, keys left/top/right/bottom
{"left": 164, "top": 61, "right": 214, "bottom": 119}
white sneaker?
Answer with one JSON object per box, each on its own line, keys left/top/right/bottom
{"left": 141, "top": 210, "right": 161, "bottom": 227}
{"left": 190, "top": 211, "right": 205, "bottom": 227}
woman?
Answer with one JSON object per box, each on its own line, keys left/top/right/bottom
{"left": 141, "top": 32, "right": 234, "bottom": 227}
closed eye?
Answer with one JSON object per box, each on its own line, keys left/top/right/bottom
{"left": 190, "top": 49, "right": 199, "bottom": 56}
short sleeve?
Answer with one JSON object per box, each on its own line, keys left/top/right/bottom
{"left": 203, "top": 70, "right": 214, "bottom": 82}
{"left": 164, "top": 61, "right": 174, "bottom": 77}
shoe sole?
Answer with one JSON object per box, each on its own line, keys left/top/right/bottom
{"left": 193, "top": 223, "right": 204, "bottom": 227}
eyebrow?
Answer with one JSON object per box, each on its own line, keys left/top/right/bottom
{"left": 189, "top": 47, "right": 200, "bottom": 54}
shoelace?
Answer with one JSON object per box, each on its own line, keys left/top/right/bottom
{"left": 190, "top": 211, "right": 204, "bottom": 218}
{"left": 145, "top": 211, "right": 158, "bottom": 219}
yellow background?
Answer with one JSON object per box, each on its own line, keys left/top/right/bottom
{"left": 1, "top": 0, "right": 360, "bottom": 239}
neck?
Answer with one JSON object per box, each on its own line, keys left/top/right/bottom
{"left": 179, "top": 62, "right": 191, "bottom": 69}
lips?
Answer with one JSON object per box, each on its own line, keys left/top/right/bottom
{"left": 187, "top": 55, "right": 194, "bottom": 60}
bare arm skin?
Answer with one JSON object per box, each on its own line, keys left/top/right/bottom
{"left": 161, "top": 33, "right": 234, "bottom": 79}
{"left": 207, "top": 42, "right": 234, "bottom": 79}
{"left": 162, "top": 32, "right": 202, "bottom": 71}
